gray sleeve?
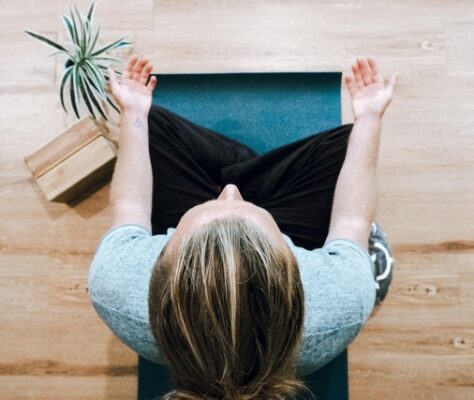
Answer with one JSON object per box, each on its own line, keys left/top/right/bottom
{"left": 88, "top": 225, "right": 377, "bottom": 372}
{"left": 322, "top": 237, "right": 376, "bottom": 322}
{"left": 87, "top": 224, "right": 169, "bottom": 364}
{"left": 294, "top": 238, "right": 377, "bottom": 376}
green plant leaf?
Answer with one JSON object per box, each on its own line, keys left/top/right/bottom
{"left": 62, "top": 15, "right": 77, "bottom": 44}
{"left": 83, "top": 60, "right": 106, "bottom": 97}
{"left": 114, "top": 40, "right": 132, "bottom": 47}
{"left": 86, "top": 71, "right": 103, "bottom": 93}
{"left": 90, "top": 37, "right": 130, "bottom": 57}
{"left": 69, "top": 5, "right": 82, "bottom": 58}
{"left": 83, "top": 73, "right": 108, "bottom": 120}
{"left": 90, "top": 61, "right": 107, "bottom": 86}
{"left": 74, "top": 65, "right": 82, "bottom": 107}
{"left": 72, "top": 4, "right": 87, "bottom": 57}
{"left": 105, "top": 94, "right": 121, "bottom": 114}
{"left": 82, "top": 69, "right": 107, "bottom": 120}
{"left": 87, "top": 23, "right": 100, "bottom": 54}
{"left": 70, "top": 65, "right": 81, "bottom": 119}
{"left": 84, "top": 59, "right": 104, "bottom": 83}
{"left": 68, "top": 6, "right": 79, "bottom": 42}
{"left": 78, "top": 69, "right": 96, "bottom": 119}
{"left": 25, "top": 30, "right": 68, "bottom": 52}
{"left": 60, "top": 65, "right": 74, "bottom": 112}
{"left": 96, "top": 65, "right": 110, "bottom": 84}
{"left": 84, "top": 18, "right": 92, "bottom": 56}
{"left": 81, "top": 17, "right": 88, "bottom": 57}
{"left": 87, "top": 1, "right": 96, "bottom": 23}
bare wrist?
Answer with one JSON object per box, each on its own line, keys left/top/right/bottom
{"left": 121, "top": 109, "right": 149, "bottom": 132}
{"left": 122, "top": 108, "right": 148, "bottom": 120}
{"left": 354, "top": 114, "right": 382, "bottom": 124}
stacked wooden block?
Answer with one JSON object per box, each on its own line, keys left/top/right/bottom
{"left": 24, "top": 116, "right": 117, "bottom": 202}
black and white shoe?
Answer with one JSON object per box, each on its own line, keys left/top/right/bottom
{"left": 368, "top": 221, "right": 394, "bottom": 305}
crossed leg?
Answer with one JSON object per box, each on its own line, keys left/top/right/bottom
{"left": 147, "top": 103, "right": 351, "bottom": 250}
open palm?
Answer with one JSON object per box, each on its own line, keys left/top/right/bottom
{"left": 345, "top": 57, "right": 399, "bottom": 120}
{"left": 107, "top": 54, "right": 157, "bottom": 114}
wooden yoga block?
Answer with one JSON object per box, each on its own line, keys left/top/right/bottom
{"left": 24, "top": 115, "right": 117, "bottom": 202}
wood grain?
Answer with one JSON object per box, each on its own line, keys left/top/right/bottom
{"left": 35, "top": 135, "right": 117, "bottom": 202}
{"left": 24, "top": 116, "right": 106, "bottom": 178}
{"left": 1, "top": 0, "right": 473, "bottom": 399}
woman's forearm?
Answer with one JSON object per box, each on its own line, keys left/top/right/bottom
{"left": 109, "top": 110, "right": 153, "bottom": 224}
{"left": 327, "top": 116, "right": 382, "bottom": 244}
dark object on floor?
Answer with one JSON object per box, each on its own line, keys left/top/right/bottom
{"left": 138, "top": 71, "right": 347, "bottom": 400}
{"left": 370, "top": 221, "right": 395, "bottom": 305}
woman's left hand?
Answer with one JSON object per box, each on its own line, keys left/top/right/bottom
{"left": 345, "top": 57, "right": 399, "bottom": 121}
{"left": 107, "top": 54, "right": 157, "bottom": 115}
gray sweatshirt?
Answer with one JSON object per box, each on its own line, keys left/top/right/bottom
{"left": 88, "top": 224, "right": 376, "bottom": 376}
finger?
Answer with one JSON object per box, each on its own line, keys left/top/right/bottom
{"left": 367, "top": 56, "right": 383, "bottom": 83}
{"left": 352, "top": 63, "right": 364, "bottom": 89}
{"left": 388, "top": 72, "right": 400, "bottom": 94}
{"left": 132, "top": 57, "right": 149, "bottom": 80}
{"left": 358, "top": 58, "right": 373, "bottom": 85}
{"left": 140, "top": 63, "right": 153, "bottom": 85}
{"left": 147, "top": 75, "right": 157, "bottom": 92}
{"left": 344, "top": 75, "right": 356, "bottom": 96}
{"left": 123, "top": 54, "right": 138, "bottom": 79}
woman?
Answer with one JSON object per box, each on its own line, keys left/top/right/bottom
{"left": 89, "top": 55, "right": 397, "bottom": 400}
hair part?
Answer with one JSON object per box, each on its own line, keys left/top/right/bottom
{"left": 148, "top": 215, "right": 314, "bottom": 400}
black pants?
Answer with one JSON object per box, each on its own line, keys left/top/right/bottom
{"left": 148, "top": 104, "right": 353, "bottom": 248}
{"left": 139, "top": 104, "right": 354, "bottom": 399}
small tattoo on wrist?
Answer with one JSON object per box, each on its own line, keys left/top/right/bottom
{"left": 132, "top": 118, "right": 144, "bottom": 128}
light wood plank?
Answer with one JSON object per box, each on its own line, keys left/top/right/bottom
{"left": 0, "top": 376, "right": 136, "bottom": 400}
{"left": 0, "top": 31, "right": 56, "bottom": 86}
{"left": 1, "top": 0, "right": 473, "bottom": 399}
{"left": 0, "top": 0, "right": 154, "bottom": 33}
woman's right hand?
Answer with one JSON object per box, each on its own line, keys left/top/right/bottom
{"left": 107, "top": 54, "right": 157, "bottom": 115}
{"left": 345, "top": 57, "right": 399, "bottom": 121}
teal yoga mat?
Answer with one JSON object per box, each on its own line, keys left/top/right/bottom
{"left": 139, "top": 71, "right": 348, "bottom": 400}
{"left": 151, "top": 72, "right": 342, "bottom": 154}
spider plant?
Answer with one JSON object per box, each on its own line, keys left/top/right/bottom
{"left": 25, "top": 1, "right": 132, "bottom": 121}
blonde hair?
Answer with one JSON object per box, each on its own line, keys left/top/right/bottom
{"left": 148, "top": 215, "right": 314, "bottom": 400}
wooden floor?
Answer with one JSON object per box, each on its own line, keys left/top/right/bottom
{"left": 1, "top": 0, "right": 473, "bottom": 399}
